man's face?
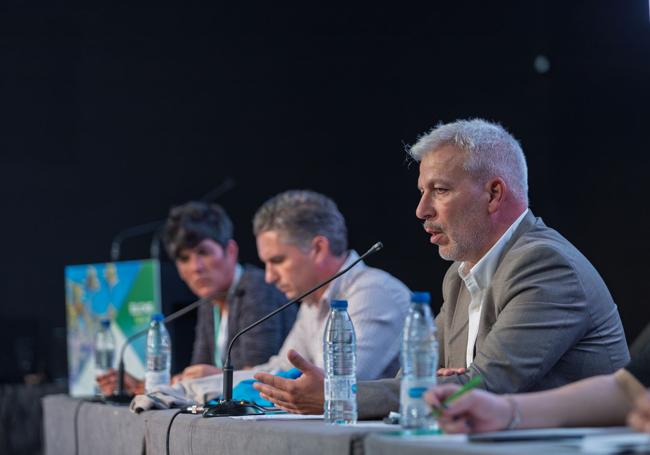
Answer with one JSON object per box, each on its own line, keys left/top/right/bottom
{"left": 256, "top": 230, "right": 319, "bottom": 300}
{"left": 175, "top": 238, "right": 237, "bottom": 299}
{"left": 415, "top": 145, "right": 491, "bottom": 267}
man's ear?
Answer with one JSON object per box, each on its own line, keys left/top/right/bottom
{"left": 226, "top": 239, "right": 239, "bottom": 261}
{"left": 310, "top": 235, "right": 330, "bottom": 263}
{"left": 487, "top": 178, "right": 506, "bottom": 214}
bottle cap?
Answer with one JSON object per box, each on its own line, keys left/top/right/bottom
{"left": 151, "top": 313, "right": 164, "bottom": 322}
{"left": 330, "top": 299, "right": 348, "bottom": 309}
{"left": 100, "top": 319, "right": 111, "bottom": 329}
{"left": 411, "top": 292, "right": 431, "bottom": 304}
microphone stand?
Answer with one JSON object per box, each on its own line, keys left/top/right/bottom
{"left": 111, "top": 220, "right": 163, "bottom": 262}
{"left": 149, "top": 177, "right": 236, "bottom": 260}
{"left": 110, "top": 177, "right": 236, "bottom": 261}
{"left": 202, "top": 242, "right": 384, "bottom": 417}
{"left": 104, "top": 294, "right": 220, "bottom": 404}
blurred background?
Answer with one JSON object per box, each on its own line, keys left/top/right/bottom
{"left": 0, "top": 0, "right": 649, "bottom": 436}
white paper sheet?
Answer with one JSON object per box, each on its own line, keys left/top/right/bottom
{"left": 229, "top": 413, "right": 324, "bottom": 421}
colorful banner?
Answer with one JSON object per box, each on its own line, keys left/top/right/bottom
{"left": 65, "top": 259, "right": 161, "bottom": 397}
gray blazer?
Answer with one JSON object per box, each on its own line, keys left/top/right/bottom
{"left": 358, "top": 211, "right": 630, "bottom": 419}
{"left": 191, "top": 264, "right": 297, "bottom": 369}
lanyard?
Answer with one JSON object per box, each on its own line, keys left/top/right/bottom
{"left": 212, "top": 264, "right": 243, "bottom": 369}
{"left": 212, "top": 305, "right": 224, "bottom": 368}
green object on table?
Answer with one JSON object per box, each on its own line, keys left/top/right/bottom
{"left": 431, "top": 375, "right": 483, "bottom": 417}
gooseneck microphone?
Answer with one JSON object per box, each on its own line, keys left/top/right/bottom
{"left": 149, "top": 178, "right": 237, "bottom": 259}
{"left": 111, "top": 220, "right": 162, "bottom": 262}
{"left": 106, "top": 293, "right": 224, "bottom": 404}
{"left": 109, "top": 177, "right": 236, "bottom": 261}
{"left": 202, "top": 241, "right": 384, "bottom": 417}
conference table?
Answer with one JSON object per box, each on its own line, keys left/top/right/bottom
{"left": 42, "top": 394, "right": 649, "bottom": 455}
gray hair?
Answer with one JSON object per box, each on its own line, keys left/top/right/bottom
{"left": 253, "top": 190, "right": 348, "bottom": 256}
{"left": 409, "top": 119, "right": 529, "bottom": 205}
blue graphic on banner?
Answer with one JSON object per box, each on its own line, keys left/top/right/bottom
{"left": 65, "top": 259, "right": 161, "bottom": 397}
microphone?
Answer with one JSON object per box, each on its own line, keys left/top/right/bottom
{"left": 111, "top": 220, "right": 162, "bottom": 262}
{"left": 202, "top": 241, "right": 384, "bottom": 417}
{"left": 149, "top": 178, "right": 237, "bottom": 259}
{"left": 105, "top": 293, "right": 224, "bottom": 404}
{"left": 110, "top": 177, "right": 236, "bottom": 261}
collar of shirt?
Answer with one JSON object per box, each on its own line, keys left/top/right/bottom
{"left": 315, "top": 250, "right": 361, "bottom": 319}
{"left": 458, "top": 208, "right": 529, "bottom": 291}
{"left": 458, "top": 208, "right": 528, "bottom": 368}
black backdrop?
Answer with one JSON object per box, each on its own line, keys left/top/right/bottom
{"left": 1, "top": 1, "right": 649, "bottom": 382}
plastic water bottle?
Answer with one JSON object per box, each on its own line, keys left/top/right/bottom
{"left": 94, "top": 319, "right": 115, "bottom": 394}
{"left": 145, "top": 313, "right": 171, "bottom": 394}
{"left": 400, "top": 292, "right": 438, "bottom": 430}
{"left": 323, "top": 299, "right": 357, "bottom": 424}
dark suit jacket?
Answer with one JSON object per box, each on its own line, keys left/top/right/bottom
{"left": 358, "top": 211, "right": 630, "bottom": 419}
{"left": 191, "top": 264, "right": 297, "bottom": 369}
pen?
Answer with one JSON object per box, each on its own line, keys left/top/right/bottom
{"left": 431, "top": 375, "right": 483, "bottom": 417}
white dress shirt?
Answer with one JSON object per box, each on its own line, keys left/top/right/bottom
{"left": 254, "top": 250, "right": 411, "bottom": 380}
{"left": 458, "top": 209, "right": 529, "bottom": 368}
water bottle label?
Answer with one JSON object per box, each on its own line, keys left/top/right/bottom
{"left": 400, "top": 377, "right": 435, "bottom": 409}
{"left": 95, "top": 349, "right": 115, "bottom": 372}
{"left": 324, "top": 376, "right": 357, "bottom": 401}
{"left": 408, "top": 386, "right": 428, "bottom": 399}
{"left": 145, "top": 371, "right": 170, "bottom": 392}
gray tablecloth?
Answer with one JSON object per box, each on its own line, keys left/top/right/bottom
{"left": 150, "top": 414, "right": 375, "bottom": 454}
{"left": 43, "top": 395, "right": 377, "bottom": 455}
{"left": 44, "top": 394, "right": 645, "bottom": 455}
{"left": 42, "top": 394, "right": 146, "bottom": 455}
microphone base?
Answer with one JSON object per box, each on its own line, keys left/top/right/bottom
{"left": 101, "top": 393, "right": 134, "bottom": 405}
{"left": 202, "top": 399, "right": 266, "bottom": 418}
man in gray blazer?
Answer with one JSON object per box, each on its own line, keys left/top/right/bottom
{"left": 253, "top": 119, "right": 629, "bottom": 419}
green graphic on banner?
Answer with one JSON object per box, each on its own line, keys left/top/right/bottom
{"left": 65, "top": 259, "right": 161, "bottom": 397}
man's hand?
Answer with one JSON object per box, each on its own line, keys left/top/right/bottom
{"left": 253, "top": 349, "right": 324, "bottom": 414}
{"left": 95, "top": 369, "right": 144, "bottom": 396}
{"left": 424, "top": 384, "right": 512, "bottom": 433}
{"left": 628, "top": 391, "right": 650, "bottom": 433}
{"left": 437, "top": 367, "right": 467, "bottom": 377}
{"left": 172, "top": 364, "right": 222, "bottom": 384}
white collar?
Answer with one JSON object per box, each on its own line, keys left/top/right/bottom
{"left": 315, "top": 250, "right": 361, "bottom": 314}
{"left": 458, "top": 209, "right": 529, "bottom": 290}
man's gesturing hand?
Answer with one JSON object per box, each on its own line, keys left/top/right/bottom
{"left": 253, "top": 349, "right": 324, "bottom": 414}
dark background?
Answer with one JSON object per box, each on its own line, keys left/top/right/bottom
{"left": 1, "top": 1, "right": 649, "bottom": 383}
